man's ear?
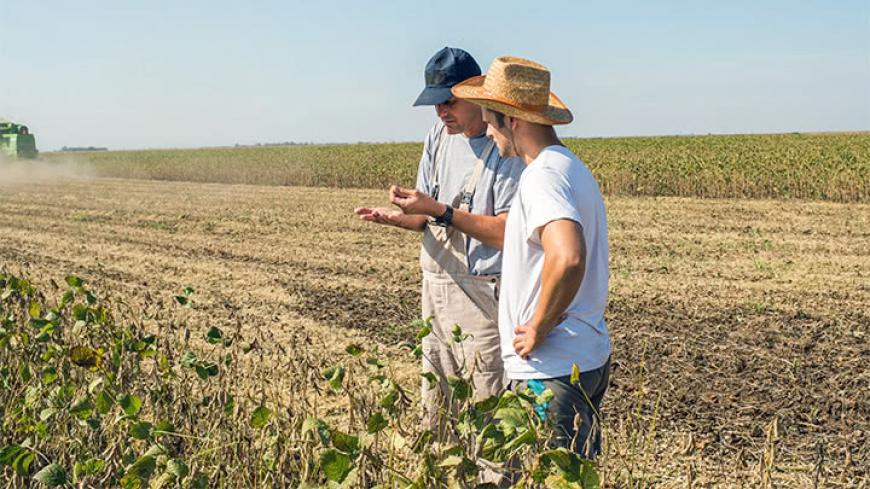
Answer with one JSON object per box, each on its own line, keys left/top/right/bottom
{"left": 508, "top": 116, "right": 519, "bottom": 132}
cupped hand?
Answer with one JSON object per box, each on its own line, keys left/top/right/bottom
{"left": 389, "top": 186, "right": 444, "bottom": 217}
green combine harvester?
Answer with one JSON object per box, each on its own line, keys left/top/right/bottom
{"left": 0, "top": 119, "right": 39, "bottom": 159}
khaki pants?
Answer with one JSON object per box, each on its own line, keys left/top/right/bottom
{"left": 420, "top": 270, "right": 504, "bottom": 434}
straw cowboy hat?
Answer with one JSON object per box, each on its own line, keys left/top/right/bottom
{"left": 451, "top": 56, "right": 573, "bottom": 126}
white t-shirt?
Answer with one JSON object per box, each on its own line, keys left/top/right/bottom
{"left": 499, "top": 145, "right": 611, "bottom": 379}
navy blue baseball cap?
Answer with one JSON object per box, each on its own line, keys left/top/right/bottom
{"left": 413, "top": 47, "right": 481, "bottom": 106}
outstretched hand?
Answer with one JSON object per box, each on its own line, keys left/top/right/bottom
{"left": 390, "top": 185, "right": 445, "bottom": 217}
{"left": 354, "top": 206, "right": 406, "bottom": 227}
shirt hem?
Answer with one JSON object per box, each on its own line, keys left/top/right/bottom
{"left": 504, "top": 353, "right": 611, "bottom": 380}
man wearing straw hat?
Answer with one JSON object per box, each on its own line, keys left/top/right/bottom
{"left": 354, "top": 47, "right": 525, "bottom": 435}
{"left": 452, "top": 56, "right": 612, "bottom": 458}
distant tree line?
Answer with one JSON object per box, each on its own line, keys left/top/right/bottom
{"left": 61, "top": 146, "right": 108, "bottom": 152}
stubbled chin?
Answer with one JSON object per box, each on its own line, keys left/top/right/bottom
{"left": 497, "top": 145, "right": 516, "bottom": 158}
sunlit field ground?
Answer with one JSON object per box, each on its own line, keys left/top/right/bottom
{"left": 1, "top": 171, "right": 866, "bottom": 486}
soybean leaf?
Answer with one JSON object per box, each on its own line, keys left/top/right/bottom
{"left": 331, "top": 430, "right": 360, "bottom": 456}
{"left": 223, "top": 395, "right": 235, "bottom": 417}
{"left": 302, "top": 417, "right": 331, "bottom": 445}
{"left": 540, "top": 448, "right": 591, "bottom": 482}
{"left": 494, "top": 406, "right": 528, "bottom": 435}
{"left": 39, "top": 407, "right": 57, "bottom": 421}
{"left": 41, "top": 367, "right": 58, "bottom": 385}
{"left": 120, "top": 455, "right": 156, "bottom": 488}
{"left": 415, "top": 321, "right": 432, "bottom": 341}
{"left": 154, "top": 420, "right": 175, "bottom": 435}
{"left": 438, "top": 455, "right": 463, "bottom": 468}
{"left": 166, "top": 458, "right": 189, "bottom": 479}
{"left": 0, "top": 446, "right": 34, "bottom": 475}
{"left": 95, "top": 390, "right": 113, "bottom": 415}
{"left": 180, "top": 351, "right": 198, "bottom": 368}
{"left": 205, "top": 326, "right": 222, "bottom": 344}
{"left": 447, "top": 376, "right": 470, "bottom": 401}
{"left": 119, "top": 394, "right": 143, "bottom": 417}
{"left": 60, "top": 290, "right": 74, "bottom": 307}
{"left": 73, "top": 458, "right": 105, "bottom": 480}
{"left": 72, "top": 304, "right": 89, "bottom": 322}
{"left": 19, "top": 364, "right": 32, "bottom": 383}
{"left": 321, "top": 366, "right": 345, "bottom": 391}
{"left": 34, "top": 463, "right": 67, "bottom": 487}
{"left": 28, "top": 302, "right": 41, "bottom": 320}
{"left": 378, "top": 381, "right": 399, "bottom": 409}
{"left": 69, "top": 399, "right": 94, "bottom": 420}
{"left": 0, "top": 445, "right": 26, "bottom": 466}
{"left": 188, "top": 473, "right": 208, "bottom": 489}
{"left": 367, "top": 412, "right": 388, "bottom": 434}
{"left": 130, "top": 421, "right": 153, "bottom": 440}
{"left": 194, "top": 364, "right": 211, "bottom": 380}
{"left": 13, "top": 450, "right": 36, "bottom": 475}
{"left": 579, "top": 460, "right": 601, "bottom": 489}
{"left": 250, "top": 405, "right": 271, "bottom": 429}
{"left": 144, "top": 445, "right": 167, "bottom": 458}
{"left": 65, "top": 275, "right": 84, "bottom": 287}
{"left": 420, "top": 372, "right": 438, "bottom": 390}
{"left": 70, "top": 346, "right": 102, "bottom": 370}
{"left": 451, "top": 324, "right": 464, "bottom": 343}
{"left": 475, "top": 394, "right": 501, "bottom": 413}
{"left": 320, "top": 449, "right": 351, "bottom": 483}
{"left": 502, "top": 428, "right": 537, "bottom": 454}
{"left": 366, "top": 357, "right": 384, "bottom": 370}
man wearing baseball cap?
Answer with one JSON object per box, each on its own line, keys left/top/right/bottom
{"left": 355, "top": 47, "right": 525, "bottom": 436}
{"left": 452, "top": 56, "right": 612, "bottom": 458}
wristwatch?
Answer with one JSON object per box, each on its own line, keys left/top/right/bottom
{"left": 433, "top": 205, "right": 454, "bottom": 227}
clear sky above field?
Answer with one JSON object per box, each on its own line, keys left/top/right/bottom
{"left": 2, "top": 1, "right": 869, "bottom": 150}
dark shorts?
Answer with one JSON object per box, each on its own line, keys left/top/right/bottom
{"left": 510, "top": 357, "right": 611, "bottom": 459}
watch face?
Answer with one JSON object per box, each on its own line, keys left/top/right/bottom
{"left": 428, "top": 217, "right": 447, "bottom": 228}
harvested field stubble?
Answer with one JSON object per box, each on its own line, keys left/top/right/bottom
{"left": 0, "top": 178, "right": 867, "bottom": 486}
{"left": 44, "top": 131, "right": 870, "bottom": 202}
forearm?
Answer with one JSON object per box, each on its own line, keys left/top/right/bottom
{"left": 449, "top": 209, "right": 506, "bottom": 249}
{"left": 397, "top": 214, "right": 428, "bottom": 231}
{"left": 530, "top": 254, "right": 584, "bottom": 336}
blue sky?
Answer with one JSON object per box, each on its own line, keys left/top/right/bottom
{"left": 2, "top": 1, "right": 868, "bottom": 150}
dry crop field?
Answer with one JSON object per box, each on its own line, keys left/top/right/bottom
{"left": 0, "top": 133, "right": 870, "bottom": 488}
{"left": 0, "top": 166, "right": 867, "bottom": 487}
{"left": 45, "top": 132, "right": 870, "bottom": 201}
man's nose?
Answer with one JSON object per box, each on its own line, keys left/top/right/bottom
{"left": 486, "top": 125, "right": 495, "bottom": 138}
{"left": 436, "top": 104, "right": 448, "bottom": 117}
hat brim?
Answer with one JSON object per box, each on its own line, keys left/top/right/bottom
{"left": 413, "top": 86, "right": 454, "bottom": 106}
{"left": 451, "top": 75, "right": 573, "bottom": 125}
